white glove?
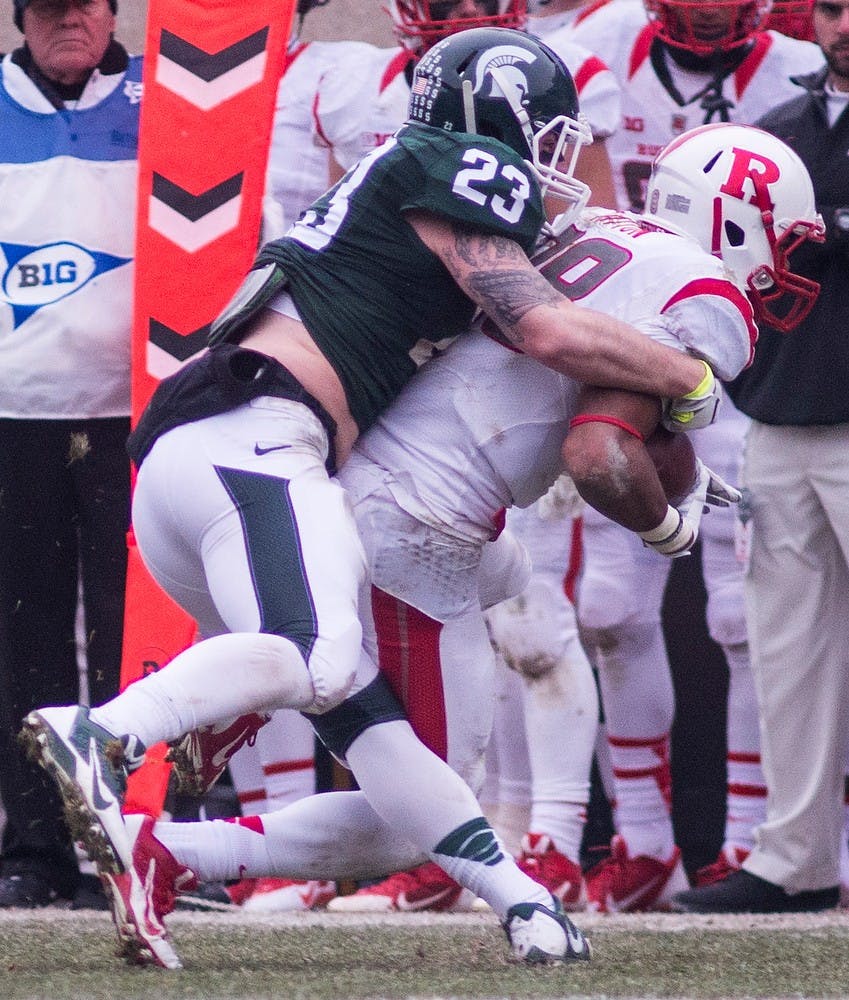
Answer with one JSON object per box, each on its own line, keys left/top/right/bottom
{"left": 638, "top": 459, "right": 741, "bottom": 558}
{"left": 702, "top": 463, "right": 742, "bottom": 508}
{"left": 663, "top": 360, "right": 722, "bottom": 433}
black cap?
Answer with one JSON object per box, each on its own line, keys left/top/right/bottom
{"left": 14, "top": 0, "right": 118, "bottom": 32}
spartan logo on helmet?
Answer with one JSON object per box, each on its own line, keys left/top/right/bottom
{"left": 407, "top": 27, "right": 593, "bottom": 219}
{"left": 471, "top": 44, "right": 536, "bottom": 102}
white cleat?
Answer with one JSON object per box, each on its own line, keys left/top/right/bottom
{"left": 503, "top": 897, "right": 592, "bottom": 965}
{"left": 19, "top": 706, "right": 136, "bottom": 875}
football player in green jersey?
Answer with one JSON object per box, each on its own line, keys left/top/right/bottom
{"left": 24, "top": 27, "right": 721, "bottom": 969}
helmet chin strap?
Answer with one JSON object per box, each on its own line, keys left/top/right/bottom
{"left": 461, "top": 79, "right": 477, "bottom": 134}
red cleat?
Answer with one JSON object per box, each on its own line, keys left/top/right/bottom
{"left": 166, "top": 713, "right": 270, "bottom": 796}
{"left": 100, "top": 813, "right": 197, "bottom": 969}
{"left": 241, "top": 877, "right": 337, "bottom": 912}
{"left": 517, "top": 833, "right": 586, "bottom": 911}
{"left": 585, "top": 835, "right": 689, "bottom": 913}
{"left": 327, "top": 862, "right": 475, "bottom": 913}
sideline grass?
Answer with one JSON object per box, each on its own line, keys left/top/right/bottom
{"left": 1, "top": 910, "right": 847, "bottom": 999}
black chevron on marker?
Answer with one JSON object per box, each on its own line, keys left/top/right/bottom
{"left": 149, "top": 319, "right": 210, "bottom": 361}
{"left": 159, "top": 27, "right": 270, "bottom": 81}
{"left": 151, "top": 173, "right": 243, "bottom": 221}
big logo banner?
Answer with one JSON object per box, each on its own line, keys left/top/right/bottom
{"left": 122, "top": 0, "right": 295, "bottom": 814}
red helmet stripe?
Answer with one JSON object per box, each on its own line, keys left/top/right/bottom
{"left": 711, "top": 196, "right": 723, "bottom": 255}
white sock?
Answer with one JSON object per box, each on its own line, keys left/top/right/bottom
{"left": 257, "top": 710, "right": 316, "bottom": 809}
{"left": 346, "top": 720, "right": 552, "bottom": 920}
{"left": 157, "top": 790, "right": 425, "bottom": 883}
{"left": 591, "top": 621, "right": 676, "bottom": 860}
{"left": 90, "top": 632, "right": 314, "bottom": 745}
{"left": 431, "top": 820, "right": 552, "bottom": 918}
{"left": 523, "top": 638, "right": 597, "bottom": 860}
{"left": 724, "top": 642, "right": 766, "bottom": 850}
{"left": 227, "top": 739, "right": 268, "bottom": 816}
{"left": 607, "top": 732, "right": 675, "bottom": 859}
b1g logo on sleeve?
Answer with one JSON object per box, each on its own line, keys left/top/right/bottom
{"left": 0, "top": 241, "right": 130, "bottom": 328}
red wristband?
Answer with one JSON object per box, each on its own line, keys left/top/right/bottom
{"left": 569, "top": 414, "right": 645, "bottom": 441}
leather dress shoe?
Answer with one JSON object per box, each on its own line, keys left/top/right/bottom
{"left": 70, "top": 873, "right": 110, "bottom": 911}
{"left": 670, "top": 869, "right": 839, "bottom": 914}
{"left": 0, "top": 873, "right": 55, "bottom": 908}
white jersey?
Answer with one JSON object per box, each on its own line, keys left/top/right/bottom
{"left": 318, "top": 37, "right": 620, "bottom": 172}
{"left": 527, "top": 8, "right": 582, "bottom": 36}
{"left": 264, "top": 39, "right": 375, "bottom": 237}
{"left": 570, "top": 4, "right": 822, "bottom": 209}
{"left": 0, "top": 53, "right": 142, "bottom": 419}
{"left": 353, "top": 208, "right": 756, "bottom": 543}
{"left": 529, "top": 4, "right": 621, "bottom": 138}
{"left": 543, "top": 34, "right": 621, "bottom": 139}
{"left": 309, "top": 44, "right": 412, "bottom": 173}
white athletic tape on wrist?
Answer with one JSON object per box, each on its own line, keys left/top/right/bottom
{"left": 638, "top": 505, "right": 694, "bottom": 557}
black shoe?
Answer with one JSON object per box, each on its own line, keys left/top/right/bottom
{"left": 670, "top": 869, "right": 839, "bottom": 914}
{"left": 70, "top": 873, "right": 110, "bottom": 911}
{"left": 0, "top": 873, "right": 56, "bottom": 908}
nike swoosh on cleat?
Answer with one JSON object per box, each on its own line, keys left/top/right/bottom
{"left": 210, "top": 731, "right": 253, "bottom": 772}
{"left": 89, "top": 738, "right": 113, "bottom": 812}
{"left": 297, "top": 886, "right": 316, "bottom": 909}
{"left": 396, "top": 889, "right": 452, "bottom": 912}
{"left": 566, "top": 925, "right": 587, "bottom": 955}
{"left": 606, "top": 874, "right": 664, "bottom": 913}
{"left": 254, "top": 443, "right": 292, "bottom": 455}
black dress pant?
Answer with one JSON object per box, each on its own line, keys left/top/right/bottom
{"left": 0, "top": 417, "right": 130, "bottom": 896}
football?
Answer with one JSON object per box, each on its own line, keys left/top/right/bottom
{"left": 645, "top": 427, "right": 698, "bottom": 505}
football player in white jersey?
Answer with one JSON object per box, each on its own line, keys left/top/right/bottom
{"left": 298, "top": 0, "right": 622, "bottom": 911}
{"left": 476, "top": 0, "right": 622, "bottom": 907}
{"left": 236, "top": 0, "right": 546, "bottom": 917}
{"left": 122, "top": 123, "right": 821, "bottom": 943}
{"left": 569, "top": 1, "right": 822, "bottom": 211}
{"left": 561, "top": 0, "right": 823, "bottom": 912}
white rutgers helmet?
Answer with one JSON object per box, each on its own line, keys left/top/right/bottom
{"left": 388, "top": 1, "right": 527, "bottom": 53}
{"left": 643, "top": 123, "right": 825, "bottom": 332}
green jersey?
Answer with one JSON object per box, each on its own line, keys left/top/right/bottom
{"left": 258, "top": 124, "right": 544, "bottom": 433}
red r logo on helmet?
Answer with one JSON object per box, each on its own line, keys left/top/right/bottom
{"left": 720, "top": 147, "right": 780, "bottom": 208}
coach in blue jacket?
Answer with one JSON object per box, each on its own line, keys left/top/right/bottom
{"left": 0, "top": 0, "right": 140, "bottom": 909}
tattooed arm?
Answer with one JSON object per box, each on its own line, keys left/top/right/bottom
{"left": 405, "top": 211, "right": 707, "bottom": 399}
